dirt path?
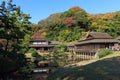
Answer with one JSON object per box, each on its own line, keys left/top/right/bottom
{"left": 64, "top": 59, "right": 97, "bottom": 68}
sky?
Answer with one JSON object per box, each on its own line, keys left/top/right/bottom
{"left": 1, "top": 0, "right": 120, "bottom": 24}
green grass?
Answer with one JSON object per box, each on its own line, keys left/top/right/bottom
{"left": 47, "top": 51, "right": 120, "bottom": 80}
{"left": 102, "top": 51, "right": 120, "bottom": 59}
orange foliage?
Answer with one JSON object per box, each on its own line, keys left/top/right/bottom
{"left": 63, "top": 17, "right": 76, "bottom": 27}
{"left": 88, "top": 14, "right": 96, "bottom": 20}
{"left": 69, "top": 6, "right": 82, "bottom": 12}
{"left": 33, "top": 32, "right": 41, "bottom": 38}
{"left": 92, "top": 22, "right": 97, "bottom": 27}
{"left": 33, "top": 31, "right": 47, "bottom": 38}
{"left": 103, "top": 13, "right": 115, "bottom": 19}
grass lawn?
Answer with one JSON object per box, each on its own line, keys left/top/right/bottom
{"left": 47, "top": 51, "right": 120, "bottom": 80}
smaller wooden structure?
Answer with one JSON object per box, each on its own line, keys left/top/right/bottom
{"left": 29, "top": 33, "right": 59, "bottom": 52}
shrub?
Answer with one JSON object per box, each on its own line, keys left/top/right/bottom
{"left": 28, "top": 48, "right": 35, "bottom": 53}
{"left": 98, "top": 49, "right": 113, "bottom": 58}
{"left": 31, "top": 51, "right": 39, "bottom": 57}
{"left": 28, "top": 48, "right": 39, "bottom": 57}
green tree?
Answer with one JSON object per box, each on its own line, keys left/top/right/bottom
{"left": 0, "top": 0, "right": 35, "bottom": 79}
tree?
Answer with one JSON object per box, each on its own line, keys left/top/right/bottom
{"left": 62, "top": 17, "right": 76, "bottom": 27}
{"left": 0, "top": 0, "right": 35, "bottom": 79}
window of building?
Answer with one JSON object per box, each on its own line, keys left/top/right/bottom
{"left": 33, "top": 41, "right": 47, "bottom": 44}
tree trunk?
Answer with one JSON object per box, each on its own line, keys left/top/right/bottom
{"left": 5, "top": 39, "right": 9, "bottom": 51}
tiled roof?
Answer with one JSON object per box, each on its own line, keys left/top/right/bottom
{"left": 50, "top": 41, "right": 59, "bottom": 45}
{"left": 85, "top": 32, "right": 113, "bottom": 39}
{"left": 117, "top": 37, "right": 120, "bottom": 43}
{"left": 76, "top": 32, "right": 119, "bottom": 45}
{"left": 76, "top": 38, "right": 118, "bottom": 45}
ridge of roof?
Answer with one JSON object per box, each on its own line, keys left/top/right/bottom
{"left": 85, "top": 32, "right": 113, "bottom": 39}
{"left": 76, "top": 38, "right": 119, "bottom": 45}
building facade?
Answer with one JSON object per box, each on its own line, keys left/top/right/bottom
{"left": 29, "top": 33, "right": 59, "bottom": 52}
{"left": 74, "top": 32, "right": 119, "bottom": 51}
{"left": 66, "top": 32, "right": 119, "bottom": 61}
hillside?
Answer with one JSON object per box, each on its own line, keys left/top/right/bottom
{"left": 47, "top": 52, "right": 120, "bottom": 80}
{"left": 38, "top": 6, "right": 120, "bottom": 42}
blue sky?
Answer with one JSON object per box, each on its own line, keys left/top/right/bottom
{"left": 1, "top": 0, "right": 120, "bottom": 24}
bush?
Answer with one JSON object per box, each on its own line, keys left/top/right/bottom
{"left": 28, "top": 48, "right": 35, "bottom": 53}
{"left": 28, "top": 48, "right": 39, "bottom": 57}
{"left": 98, "top": 49, "right": 113, "bottom": 58}
{"left": 31, "top": 51, "right": 39, "bottom": 57}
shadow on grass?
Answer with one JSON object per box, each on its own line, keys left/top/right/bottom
{"left": 47, "top": 56, "right": 120, "bottom": 80}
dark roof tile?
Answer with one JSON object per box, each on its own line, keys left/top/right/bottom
{"left": 86, "top": 32, "right": 113, "bottom": 39}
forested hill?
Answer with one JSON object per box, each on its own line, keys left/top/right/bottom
{"left": 38, "top": 6, "right": 120, "bottom": 42}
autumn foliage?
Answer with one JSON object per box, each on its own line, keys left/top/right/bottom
{"left": 70, "top": 6, "right": 83, "bottom": 12}
{"left": 38, "top": 6, "right": 120, "bottom": 42}
{"left": 62, "top": 17, "right": 76, "bottom": 27}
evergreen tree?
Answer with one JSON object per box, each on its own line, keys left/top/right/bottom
{"left": 0, "top": 0, "right": 35, "bottom": 79}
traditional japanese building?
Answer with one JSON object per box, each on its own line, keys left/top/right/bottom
{"left": 74, "top": 32, "right": 119, "bottom": 51}
{"left": 66, "top": 32, "right": 119, "bottom": 61}
{"left": 116, "top": 37, "right": 120, "bottom": 50}
{"left": 29, "top": 33, "right": 59, "bottom": 52}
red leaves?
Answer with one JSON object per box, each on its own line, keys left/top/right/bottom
{"left": 33, "top": 32, "right": 41, "bottom": 38}
{"left": 70, "top": 6, "right": 82, "bottom": 12}
{"left": 33, "top": 31, "right": 47, "bottom": 39}
{"left": 62, "top": 17, "right": 76, "bottom": 27}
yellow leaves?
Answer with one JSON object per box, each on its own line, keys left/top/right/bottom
{"left": 103, "top": 26, "right": 109, "bottom": 29}
{"left": 66, "top": 30, "right": 71, "bottom": 34}
{"left": 88, "top": 14, "right": 96, "bottom": 20}
{"left": 92, "top": 22, "right": 98, "bottom": 27}
{"left": 102, "top": 13, "right": 115, "bottom": 20}
{"left": 41, "top": 32, "right": 47, "bottom": 37}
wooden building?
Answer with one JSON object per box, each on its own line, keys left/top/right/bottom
{"left": 29, "top": 33, "right": 59, "bottom": 52}
{"left": 75, "top": 32, "right": 119, "bottom": 51}
{"left": 116, "top": 37, "right": 120, "bottom": 50}
{"left": 66, "top": 32, "right": 119, "bottom": 61}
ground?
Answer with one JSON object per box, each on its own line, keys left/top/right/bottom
{"left": 47, "top": 51, "right": 120, "bottom": 80}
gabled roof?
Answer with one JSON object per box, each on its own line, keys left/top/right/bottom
{"left": 50, "top": 41, "right": 59, "bottom": 45}
{"left": 75, "top": 39, "right": 119, "bottom": 45}
{"left": 117, "top": 36, "right": 120, "bottom": 43}
{"left": 85, "top": 32, "right": 113, "bottom": 39}
{"left": 75, "top": 32, "right": 119, "bottom": 45}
